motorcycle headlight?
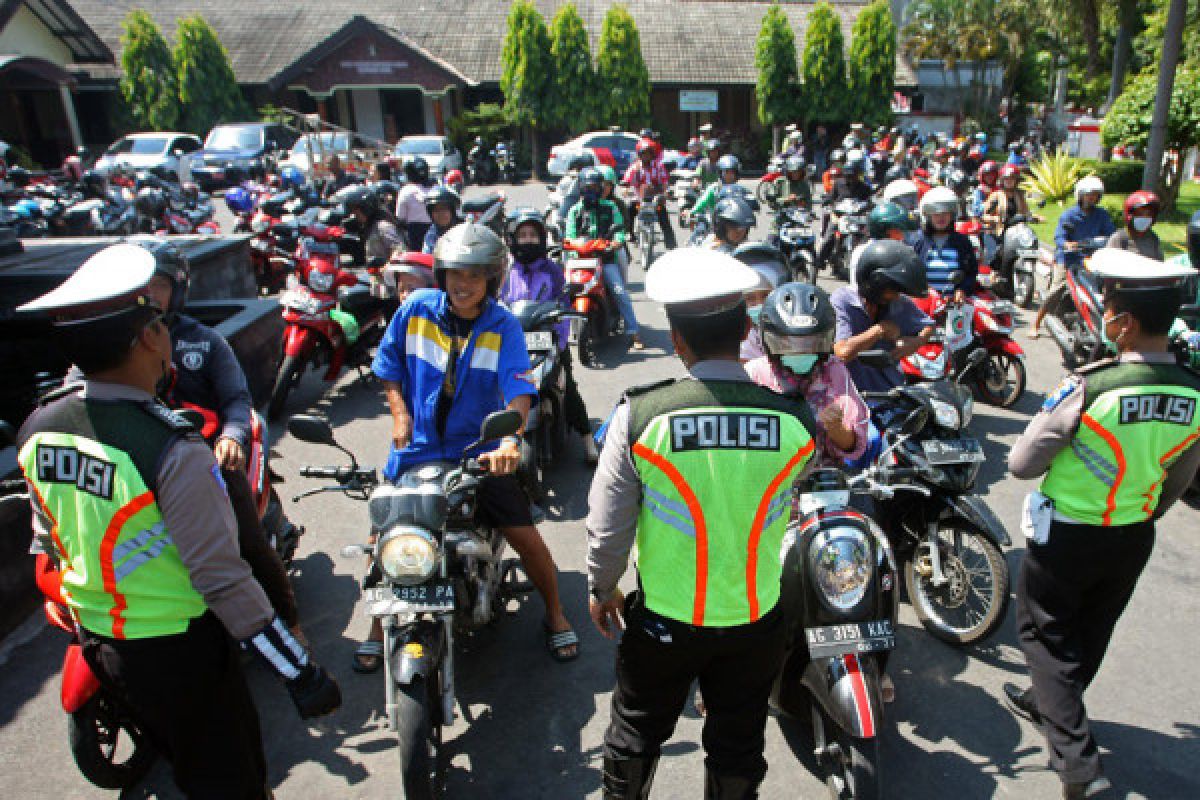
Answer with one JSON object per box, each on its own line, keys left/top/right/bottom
{"left": 810, "top": 527, "right": 873, "bottom": 612}
{"left": 307, "top": 269, "right": 334, "bottom": 293}
{"left": 376, "top": 526, "right": 439, "bottom": 586}
{"left": 930, "top": 397, "right": 962, "bottom": 430}
{"left": 1017, "top": 230, "right": 1036, "bottom": 248}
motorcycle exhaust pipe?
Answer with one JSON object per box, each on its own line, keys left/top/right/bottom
{"left": 1043, "top": 315, "right": 1075, "bottom": 357}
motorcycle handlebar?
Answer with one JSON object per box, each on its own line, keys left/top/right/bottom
{"left": 299, "top": 465, "right": 377, "bottom": 484}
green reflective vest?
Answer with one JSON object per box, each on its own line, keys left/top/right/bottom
{"left": 628, "top": 379, "right": 816, "bottom": 627}
{"left": 1040, "top": 360, "right": 1200, "bottom": 527}
{"left": 18, "top": 392, "right": 207, "bottom": 639}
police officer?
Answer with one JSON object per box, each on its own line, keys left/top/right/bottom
{"left": 1005, "top": 249, "right": 1200, "bottom": 800}
{"left": 16, "top": 244, "right": 340, "bottom": 798}
{"left": 587, "top": 247, "right": 817, "bottom": 799}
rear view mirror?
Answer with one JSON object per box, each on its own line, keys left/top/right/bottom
{"left": 288, "top": 414, "right": 336, "bottom": 445}
{"left": 857, "top": 350, "right": 895, "bottom": 370}
{"left": 479, "top": 409, "right": 522, "bottom": 443}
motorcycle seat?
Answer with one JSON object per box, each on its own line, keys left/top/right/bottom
{"left": 462, "top": 193, "right": 502, "bottom": 213}
{"left": 338, "top": 283, "right": 386, "bottom": 319}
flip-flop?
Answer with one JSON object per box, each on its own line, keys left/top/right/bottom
{"left": 543, "top": 623, "right": 580, "bottom": 663}
{"left": 352, "top": 639, "right": 384, "bottom": 673}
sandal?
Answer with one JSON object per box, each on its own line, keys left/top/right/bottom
{"left": 881, "top": 673, "right": 896, "bottom": 704}
{"left": 543, "top": 622, "right": 580, "bottom": 663}
{"left": 352, "top": 639, "right": 385, "bottom": 673}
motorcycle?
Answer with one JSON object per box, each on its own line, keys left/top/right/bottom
{"left": 858, "top": 349, "right": 1012, "bottom": 645}
{"left": 58, "top": 188, "right": 136, "bottom": 236}
{"left": 267, "top": 228, "right": 389, "bottom": 418}
{"left": 756, "top": 155, "right": 784, "bottom": 207}
{"left": 773, "top": 206, "right": 819, "bottom": 283}
{"left": 287, "top": 410, "right": 533, "bottom": 800}
{"left": 826, "top": 198, "right": 872, "bottom": 280}
{"left": 909, "top": 273, "right": 1027, "bottom": 407}
{"left": 461, "top": 191, "right": 507, "bottom": 239}
{"left": 494, "top": 142, "right": 517, "bottom": 183}
{"left": 631, "top": 192, "right": 666, "bottom": 271}
{"left": 1041, "top": 235, "right": 1111, "bottom": 369}
{"left": 563, "top": 235, "right": 621, "bottom": 367}
{"left": 773, "top": 466, "right": 900, "bottom": 800}
{"left": 991, "top": 214, "right": 1042, "bottom": 308}
{"left": 467, "top": 144, "right": 497, "bottom": 186}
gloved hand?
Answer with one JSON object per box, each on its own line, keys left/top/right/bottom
{"left": 287, "top": 662, "right": 342, "bottom": 719}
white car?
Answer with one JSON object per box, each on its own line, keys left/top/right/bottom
{"left": 93, "top": 132, "right": 203, "bottom": 178}
{"left": 546, "top": 130, "right": 641, "bottom": 177}
{"left": 393, "top": 135, "right": 462, "bottom": 175}
{"left": 279, "top": 132, "right": 373, "bottom": 175}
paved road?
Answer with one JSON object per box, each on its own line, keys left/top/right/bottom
{"left": 1, "top": 181, "right": 1198, "bottom": 799}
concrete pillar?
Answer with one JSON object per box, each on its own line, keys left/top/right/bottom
{"left": 422, "top": 93, "right": 437, "bottom": 135}
{"left": 59, "top": 84, "right": 82, "bottom": 150}
{"left": 335, "top": 90, "right": 353, "bottom": 129}
{"left": 351, "top": 88, "right": 385, "bottom": 140}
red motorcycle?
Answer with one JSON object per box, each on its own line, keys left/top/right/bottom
{"left": 905, "top": 268, "right": 1027, "bottom": 407}
{"left": 563, "top": 237, "right": 619, "bottom": 367}
{"left": 267, "top": 225, "right": 389, "bottom": 418}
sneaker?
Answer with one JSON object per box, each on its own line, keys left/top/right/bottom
{"left": 1063, "top": 776, "right": 1111, "bottom": 799}
{"left": 1004, "top": 682, "right": 1042, "bottom": 725}
{"left": 583, "top": 434, "right": 600, "bottom": 466}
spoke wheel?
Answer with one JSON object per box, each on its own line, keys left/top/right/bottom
{"left": 905, "top": 522, "right": 1009, "bottom": 645}
{"left": 975, "top": 352, "right": 1026, "bottom": 407}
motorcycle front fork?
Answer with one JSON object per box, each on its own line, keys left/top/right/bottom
{"left": 382, "top": 615, "right": 456, "bottom": 730}
{"left": 914, "top": 522, "right": 949, "bottom": 588}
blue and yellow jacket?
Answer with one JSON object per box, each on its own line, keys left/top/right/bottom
{"left": 372, "top": 288, "right": 537, "bottom": 480}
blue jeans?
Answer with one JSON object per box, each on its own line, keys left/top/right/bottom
{"left": 603, "top": 260, "right": 639, "bottom": 335}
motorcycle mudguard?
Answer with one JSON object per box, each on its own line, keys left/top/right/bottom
{"left": 282, "top": 324, "right": 318, "bottom": 359}
{"left": 392, "top": 622, "right": 445, "bottom": 686}
{"left": 939, "top": 494, "right": 1011, "bottom": 546}
{"left": 802, "top": 652, "right": 885, "bottom": 739}
{"left": 990, "top": 337, "right": 1025, "bottom": 358}
{"left": 61, "top": 642, "right": 102, "bottom": 713}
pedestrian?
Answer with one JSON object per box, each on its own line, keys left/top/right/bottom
{"left": 15, "top": 244, "right": 340, "bottom": 798}
{"left": 587, "top": 247, "right": 817, "bottom": 799}
{"left": 1005, "top": 249, "right": 1200, "bottom": 800}
{"left": 396, "top": 157, "right": 434, "bottom": 249}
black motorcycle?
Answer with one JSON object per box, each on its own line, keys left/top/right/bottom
{"left": 992, "top": 214, "right": 1042, "bottom": 308}
{"left": 467, "top": 144, "right": 497, "bottom": 186}
{"left": 289, "top": 411, "right": 532, "bottom": 800}
{"left": 826, "top": 198, "right": 872, "bottom": 280}
{"left": 774, "top": 467, "right": 899, "bottom": 800}
{"left": 773, "top": 206, "right": 819, "bottom": 283}
{"left": 857, "top": 349, "right": 1011, "bottom": 645}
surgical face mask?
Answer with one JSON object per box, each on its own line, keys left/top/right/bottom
{"left": 780, "top": 354, "right": 820, "bottom": 375}
{"left": 1100, "top": 311, "right": 1128, "bottom": 354}
{"left": 512, "top": 242, "right": 546, "bottom": 264}
{"left": 1132, "top": 216, "right": 1153, "bottom": 233}
{"left": 746, "top": 304, "right": 763, "bottom": 324}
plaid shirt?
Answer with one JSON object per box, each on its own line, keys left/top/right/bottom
{"left": 623, "top": 158, "right": 669, "bottom": 198}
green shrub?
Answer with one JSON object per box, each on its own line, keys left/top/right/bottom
{"left": 1023, "top": 147, "right": 1087, "bottom": 206}
{"left": 1078, "top": 159, "right": 1146, "bottom": 194}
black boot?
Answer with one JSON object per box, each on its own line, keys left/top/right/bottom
{"left": 703, "top": 769, "right": 761, "bottom": 800}
{"left": 602, "top": 754, "right": 659, "bottom": 800}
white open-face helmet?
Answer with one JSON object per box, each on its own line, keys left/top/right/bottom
{"left": 919, "top": 186, "right": 959, "bottom": 217}
{"left": 1074, "top": 175, "right": 1105, "bottom": 203}
{"left": 883, "top": 179, "right": 920, "bottom": 212}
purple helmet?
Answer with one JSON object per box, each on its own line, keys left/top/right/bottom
{"left": 224, "top": 186, "right": 254, "bottom": 214}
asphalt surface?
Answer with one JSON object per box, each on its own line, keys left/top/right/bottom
{"left": 1, "top": 180, "right": 1198, "bottom": 800}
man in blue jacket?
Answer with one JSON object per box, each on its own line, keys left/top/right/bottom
{"left": 357, "top": 222, "right": 579, "bottom": 672}
{"left": 1033, "top": 176, "right": 1115, "bottom": 337}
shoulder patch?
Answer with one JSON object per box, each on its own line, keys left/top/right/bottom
{"left": 1042, "top": 375, "right": 1082, "bottom": 413}
{"left": 623, "top": 378, "right": 677, "bottom": 399}
{"left": 138, "top": 401, "right": 198, "bottom": 434}
{"left": 1075, "top": 357, "right": 1117, "bottom": 376}
{"left": 37, "top": 381, "right": 83, "bottom": 407}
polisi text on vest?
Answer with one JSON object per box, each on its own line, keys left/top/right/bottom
{"left": 670, "top": 413, "right": 780, "bottom": 452}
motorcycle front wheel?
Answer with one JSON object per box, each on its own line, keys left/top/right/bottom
{"left": 68, "top": 695, "right": 156, "bottom": 790}
{"left": 576, "top": 318, "right": 596, "bottom": 368}
{"left": 756, "top": 180, "right": 776, "bottom": 208}
{"left": 904, "top": 521, "right": 1010, "bottom": 646}
{"left": 975, "top": 351, "right": 1026, "bottom": 407}
{"left": 811, "top": 705, "right": 882, "bottom": 800}
{"left": 639, "top": 227, "right": 654, "bottom": 271}
{"left": 267, "top": 353, "right": 306, "bottom": 420}
{"left": 395, "top": 676, "right": 441, "bottom": 800}
{"left": 1014, "top": 272, "right": 1035, "bottom": 308}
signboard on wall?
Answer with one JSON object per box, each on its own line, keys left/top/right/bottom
{"left": 679, "top": 90, "right": 718, "bottom": 112}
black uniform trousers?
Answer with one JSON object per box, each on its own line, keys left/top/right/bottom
{"left": 81, "top": 611, "right": 269, "bottom": 799}
{"left": 1015, "top": 518, "right": 1155, "bottom": 784}
{"left": 604, "top": 590, "right": 786, "bottom": 782}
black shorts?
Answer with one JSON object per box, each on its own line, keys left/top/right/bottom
{"left": 475, "top": 473, "right": 533, "bottom": 528}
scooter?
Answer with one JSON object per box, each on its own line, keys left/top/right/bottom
{"left": 773, "top": 206, "right": 819, "bottom": 283}
{"left": 757, "top": 155, "right": 785, "bottom": 207}
{"left": 826, "top": 198, "right": 872, "bottom": 280}
{"left": 1041, "top": 235, "right": 1111, "bottom": 369}
{"left": 991, "top": 215, "right": 1042, "bottom": 308}
{"left": 563, "top": 236, "right": 620, "bottom": 367}
{"left": 774, "top": 466, "right": 899, "bottom": 800}
{"left": 267, "top": 229, "right": 389, "bottom": 418}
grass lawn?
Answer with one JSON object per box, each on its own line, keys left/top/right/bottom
{"left": 1030, "top": 180, "right": 1200, "bottom": 257}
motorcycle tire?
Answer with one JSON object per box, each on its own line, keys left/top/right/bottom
{"left": 811, "top": 704, "right": 882, "bottom": 800}
{"left": 395, "top": 676, "right": 440, "bottom": 800}
{"left": 975, "top": 352, "right": 1026, "bottom": 408}
{"left": 791, "top": 254, "right": 815, "bottom": 284}
{"left": 1014, "top": 273, "right": 1035, "bottom": 309}
{"left": 756, "top": 180, "right": 777, "bottom": 208}
{"left": 68, "top": 695, "right": 156, "bottom": 790}
{"left": 576, "top": 319, "right": 596, "bottom": 368}
{"left": 267, "top": 353, "right": 306, "bottom": 420}
{"left": 904, "top": 521, "right": 1010, "bottom": 646}
{"left": 639, "top": 228, "right": 654, "bottom": 271}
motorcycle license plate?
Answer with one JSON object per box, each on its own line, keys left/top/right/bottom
{"left": 921, "top": 438, "right": 985, "bottom": 465}
{"left": 388, "top": 582, "right": 453, "bottom": 614}
{"left": 524, "top": 331, "right": 555, "bottom": 352}
{"left": 805, "top": 620, "right": 895, "bottom": 659}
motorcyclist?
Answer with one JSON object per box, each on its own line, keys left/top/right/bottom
{"left": 912, "top": 186, "right": 978, "bottom": 301}
{"left": 982, "top": 164, "right": 1040, "bottom": 237}
{"left": 564, "top": 167, "right": 642, "bottom": 350}
{"left": 849, "top": 201, "right": 919, "bottom": 286}
{"left": 322, "top": 154, "right": 354, "bottom": 197}
{"left": 344, "top": 185, "right": 404, "bottom": 264}
{"left": 782, "top": 127, "right": 805, "bottom": 159}
{"left": 1032, "top": 175, "right": 1116, "bottom": 337}
{"left": 368, "top": 222, "right": 580, "bottom": 669}
{"left": 555, "top": 153, "right": 594, "bottom": 222}
{"left": 382, "top": 250, "right": 435, "bottom": 304}
{"left": 1108, "top": 190, "right": 1163, "bottom": 261}
{"left": 832, "top": 239, "right": 935, "bottom": 395}
{"left": 816, "top": 155, "right": 873, "bottom": 267}
{"left": 500, "top": 209, "right": 599, "bottom": 464}
{"left": 681, "top": 137, "right": 703, "bottom": 170}
{"left": 704, "top": 195, "right": 755, "bottom": 254}
{"left": 468, "top": 136, "right": 489, "bottom": 180}
{"left": 599, "top": 165, "right": 632, "bottom": 260}
{"left": 822, "top": 147, "right": 846, "bottom": 193}
{"left": 970, "top": 160, "right": 1000, "bottom": 219}
{"left": 685, "top": 154, "right": 745, "bottom": 227}
{"left": 623, "top": 137, "right": 677, "bottom": 250}
{"left": 1005, "top": 141, "right": 1028, "bottom": 169}
{"left": 772, "top": 155, "right": 812, "bottom": 209}
{"left": 883, "top": 178, "right": 921, "bottom": 217}
{"left": 443, "top": 168, "right": 465, "bottom": 196}
{"left": 695, "top": 139, "right": 722, "bottom": 186}
{"left": 396, "top": 157, "right": 433, "bottom": 249}
{"left": 421, "top": 185, "right": 462, "bottom": 254}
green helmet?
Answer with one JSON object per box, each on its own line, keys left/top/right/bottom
{"left": 597, "top": 165, "right": 618, "bottom": 185}
{"left": 868, "top": 201, "right": 917, "bottom": 238}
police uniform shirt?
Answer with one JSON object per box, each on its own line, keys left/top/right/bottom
{"left": 586, "top": 359, "right": 810, "bottom": 602}
{"left": 1009, "top": 352, "right": 1200, "bottom": 515}
{"left": 25, "top": 380, "right": 276, "bottom": 641}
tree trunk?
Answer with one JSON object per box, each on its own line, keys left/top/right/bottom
{"left": 1078, "top": 0, "right": 1101, "bottom": 80}
{"left": 772, "top": 124, "right": 780, "bottom": 155}
{"left": 1143, "top": 0, "right": 1187, "bottom": 209}
{"left": 1104, "top": 0, "right": 1139, "bottom": 111}
{"left": 529, "top": 123, "right": 540, "bottom": 182}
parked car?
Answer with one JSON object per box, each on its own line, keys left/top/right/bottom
{"left": 546, "top": 130, "right": 640, "bottom": 177}
{"left": 393, "top": 135, "right": 462, "bottom": 176}
{"left": 279, "top": 132, "right": 374, "bottom": 176}
{"left": 191, "top": 123, "right": 298, "bottom": 190}
{"left": 93, "top": 133, "right": 202, "bottom": 179}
